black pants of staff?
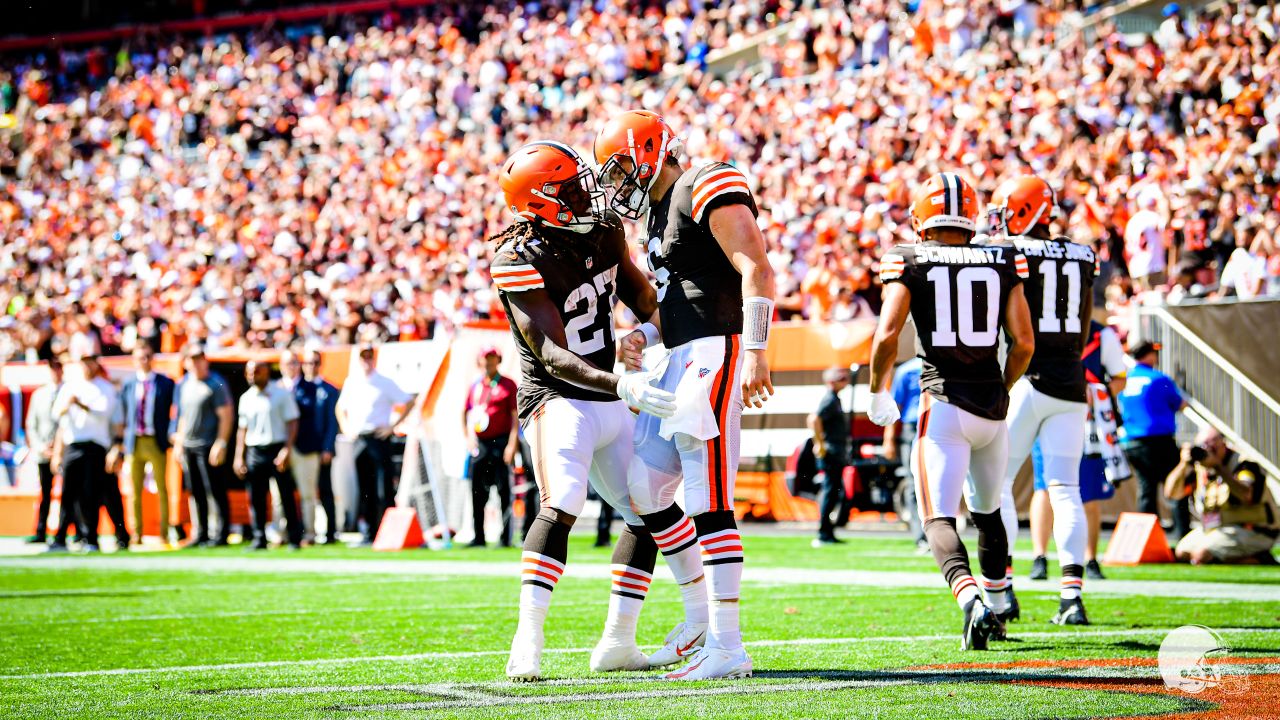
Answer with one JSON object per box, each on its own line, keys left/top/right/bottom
{"left": 354, "top": 434, "right": 396, "bottom": 542}
{"left": 518, "top": 438, "right": 538, "bottom": 541}
{"left": 98, "top": 467, "right": 130, "bottom": 546}
{"left": 1125, "top": 434, "right": 1191, "bottom": 541}
{"left": 57, "top": 441, "right": 107, "bottom": 547}
{"left": 245, "top": 444, "right": 302, "bottom": 547}
{"left": 316, "top": 459, "right": 338, "bottom": 542}
{"left": 33, "top": 461, "right": 54, "bottom": 540}
{"left": 818, "top": 455, "right": 848, "bottom": 541}
{"left": 182, "top": 445, "right": 231, "bottom": 543}
{"left": 470, "top": 435, "right": 512, "bottom": 546}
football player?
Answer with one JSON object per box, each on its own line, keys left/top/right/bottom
{"left": 986, "top": 176, "right": 1098, "bottom": 626}
{"left": 867, "top": 172, "right": 1035, "bottom": 650}
{"left": 594, "top": 110, "right": 775, "bottom": 680}
{"left": 492, "top": 141, "right": 698, "bottom": 681}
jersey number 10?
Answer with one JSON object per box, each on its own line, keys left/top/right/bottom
{"left": 926, "top": 266, "right": 999, "bottom": 348}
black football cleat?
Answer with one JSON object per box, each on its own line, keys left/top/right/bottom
{"left": 1051, "top": 597, "right": 1091, "bottom": 626}
{"left": 1085, "top": 559, "right": 1106, "bottom": 580}
{"left": 997, "top": 586, "right": 1021, "bottom": 625}
{"left": 1029, "top": 555, "right": 1049, "bottom": 580}
{"left": 961, "top": 599, "right": 998, "bottom": 651}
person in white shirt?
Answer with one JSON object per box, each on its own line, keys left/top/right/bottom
{"left": 234, "top": 360, "right": 302, "bottom": 550}
{"left": 48, "top": 355, "right": 126, "bottom": 553}
{"left": 25, "top": 358, "right": 63, "bottom": 544}
{"left": 335, "top": 345, "right": 417, "bottom": 546}
{"left": 1125, "top": 189, "right": 1168, "bottom": 291}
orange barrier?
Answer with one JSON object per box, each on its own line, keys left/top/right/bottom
{"left": 372, "top": 507, "right": 425, "bottom": 551}
{"left": 1103, "top": 512, "right": 1175, "bottom": 565}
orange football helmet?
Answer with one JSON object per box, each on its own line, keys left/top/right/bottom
{"left": 499, "top": 141, "right": 604, "bottom": 233}
{"left": 909, "top": 172, "right": 979, "bottom": 236}
{"left": 988, "top": 175, "right": 1057, "bottom": 236}
{"left": 594, "top": 110, "right": 681, "bottom": 220}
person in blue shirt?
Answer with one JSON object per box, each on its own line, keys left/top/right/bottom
{"left": 885, "top": 357, "right": 925, "bottom": 548}
{"left": 1117, "top": 341, "right": 1189, "bottom": 541}
{"left": 279, "top": 348, "right": 340, "bottom": 545}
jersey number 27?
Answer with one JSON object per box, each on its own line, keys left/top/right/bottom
{"left": 563, "top": 267, "right": 618, "bottom": 355}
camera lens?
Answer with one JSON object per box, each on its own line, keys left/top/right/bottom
{"left": 1190, "top": 446, "right": 1209, "bottom": 462}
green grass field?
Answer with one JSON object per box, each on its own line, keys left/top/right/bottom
{"left": 1, "top": 533, "right": 1277, "bottom": 719}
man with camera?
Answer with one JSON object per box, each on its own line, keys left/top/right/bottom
{"left": 1165, "top": 428, "right": 1278, "bottom": 565}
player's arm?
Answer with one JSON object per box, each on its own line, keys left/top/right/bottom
{"left": 505, "top": 289, "right": 674, "bottom": 418}
{"left": 1002, "top": 283, "right": 1035, "bottom": 391}
{"left": 612, "top": 225, "right": 662, "bottom": 371}
{"left": 869, "top": 282, "right": 910, "bottom": 396}
{"left": 507, "top": 288, "right": 617, "bottom": 393}
{"left": 1079, "top": 286, "right": 1095, "bottom": 350}
{"left": 708, "top": 203, "right": 776, "bottom": 408}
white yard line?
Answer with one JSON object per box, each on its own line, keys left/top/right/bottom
{"left": 0, "top": 554, "right": 1272, "bottom": 601}
{"left": 4, "top": 627, "right": 1278, "bottom": 682}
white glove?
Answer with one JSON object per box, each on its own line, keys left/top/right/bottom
{"left": 616, "top": 372, "right": 677, "bottom": 419}
{"left": 868, "top": 390, "right": 901, "bottom": 427}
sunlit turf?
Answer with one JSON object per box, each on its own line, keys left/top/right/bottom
{"left": 1, "top": 531, "right": 1276, "bottom": 718}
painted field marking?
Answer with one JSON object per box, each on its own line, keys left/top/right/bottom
{"left": 4, "top": 627, "right": 1279, "bottom": 681}
{"left": 0, "top": 555, "right": 1272, "bottom": 601}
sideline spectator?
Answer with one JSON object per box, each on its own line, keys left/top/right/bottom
{"left": 234, "top": 360, "right": 302, "bottom": 551}
{"left": 25, "top": 357, "right": 63, "bottom": 544}
{"left": 336, "top": 344, "right": 417, "bottom": 546}
{"left": 120, "top": 345, "right": 176, "bottom": 546}
{"left": 1118, "top": 341, "right": 1189, "bottom": 542}
{"left": 1166, "top": 428, "right": 1278, "bottom": 565}
{"left": 49, "top": 355, "right": 122, "bottom": 552}
{"left": 279, "top": 348, "right": 340, "bottom": 544}
{"left": 174, "top": 345, "right": 234, "bottom": 547}
{"left": 809, "top": 366, "right": 852, "bottom": 547}
{"left": 463, "top": 347, "right": 517, "bottom": 548}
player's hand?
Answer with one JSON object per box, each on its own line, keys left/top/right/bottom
{"left": 234, "top": 457, "right": 248, "bottom": 478}
{"left": 868, "top": 391, "right": 901, "bottom": 427}
{"left": 742, "top": 350, "right": 773, "bottom": 409}
{"left": 275, "top": 446, "right": 291, "bottom": 471}
{"left": 1180, "top": 442, "right": 1194, "bottom": 464}
{"left": 620, "top": 329, "right": 647, "bottom": 372}
{"left": 616, "top": 372, "right": 676, "bottom": 419}
{"left": 883, "top": 442, "right": 899, "bottom": 463}
{"left": 502, "top": 443, "right": 516, "bottom": 465}
{"left": 321, "top": 451, "right": 333, "bottom": 465}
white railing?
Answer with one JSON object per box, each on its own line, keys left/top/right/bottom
{"left": 1136, "top": 306, "right": 1280, "bottom": 480}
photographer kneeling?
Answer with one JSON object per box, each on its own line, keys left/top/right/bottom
{"left": 1165, "top": 428, "right": 1278, "bottom": 565}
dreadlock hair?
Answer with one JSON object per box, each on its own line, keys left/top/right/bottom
{"left": 487, "top": 211, "right": 622, "bottom": 265}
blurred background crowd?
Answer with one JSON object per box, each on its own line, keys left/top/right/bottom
{"left": 0, "top": 0, "right": 1277, "bottom": 363}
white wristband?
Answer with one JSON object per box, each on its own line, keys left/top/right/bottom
{"left": 638, "top": 322, "right": 661, "bottom": 348}
{"left": 742, "top": 296, "right": 774, "bottom": 350}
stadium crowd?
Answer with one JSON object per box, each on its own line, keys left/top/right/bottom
{"left": 0, "top": 0, "right": 1277, "bottom": 363}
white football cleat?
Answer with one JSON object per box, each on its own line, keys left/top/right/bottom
{"left": 647, "top": 621, "right": 708, "bottom": 668}
{"left": 664, "top": 646, "right": 752, "bottom": 681}
{"left": 506, "top": 632, "right": 544, "bottom": 682}
{"left": 589, "top": 640, "right": 650, "bottom": 672}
